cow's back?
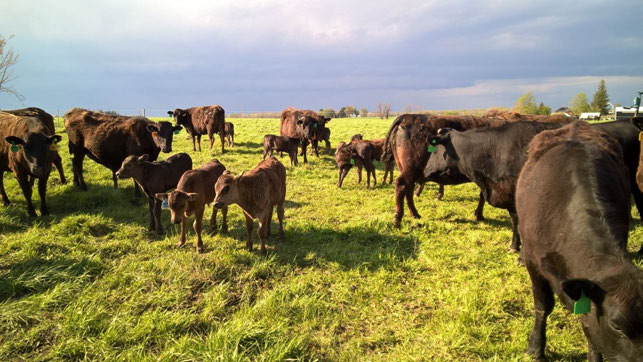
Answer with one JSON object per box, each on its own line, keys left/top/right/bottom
{"left": 3, "top": 108, "right": 55, "bottom": 133}
{"left": 177, "top": 159, "right": 225, "bottom": 205}
{"left": 188, "top": 105, "right": 225, "bottom": 134}
{"left": 246, "top": 157, "right": 286, "bottom": 204}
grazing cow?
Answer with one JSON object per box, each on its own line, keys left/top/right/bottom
{"left": 516, "top": 122, "right": 642, "bottom": 361}
{"left": 155, "top": 159, "right": 228, "bottom": 253}
{"left": 173, "top": 105, "right": 226, "bottom": 153}
{"left": 280, "top": 107, "right": 323, "bottom": 163}
{"left": 115, "top": 153, "right": 192, "bottom": 234}
{"left": 213, "top": 157, "right": 286, "bottom": 255}
{"left": 262, "top": 135, "right": 299, "bottom": 166}
{"left": 0, "top": 111, "right": 62, "bottom": 216}
{"left": 64, "top": 108, "right": 181, "bottom": 191}
{"left": 335, "top": 141, "right": 376, "bottom": 188}
{"left": 384, "top": 114, "right": 492, "bottom": 227}
{"left": 3, "top": 108, "right": 66, "bottom": 184}
{"left": 224, "top": 122, "right": 235, "bottom": 147}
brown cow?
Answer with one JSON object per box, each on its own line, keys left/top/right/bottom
{"left": 155, "top": 159, "right": 228, "bottom": 253}
{"left": 516, "top": 121, "right": 642, "bottom": 361}
{"left": 2, "top": 108, "right": 66, "bottom": 184}
{"left": 116, "top": 153, "right": 192, "bottom": 234}
{"left": 262, "top": 135, "right": 299, "bottom": 166}
{"left": 280, "top": 107, "right": 324, "bottom": 163}
{"left": 224, "top": 122, "right": 235, "bottom": 147}
{"left": 0, "top": 111, "right": 63, "bottom": 216}
{"left": 336, "top": 138, "right": 393, "bottom": 188}
{"left": 384, "top": 114, "right": 492, "bottom": 227}
{"left": 64, "top": 108, "right": 181, "bottom": 191}
{"left": 173, "top": 105, "right": 226, "bottom": 153}
{"left": 213, "top": 157, "right": 286, "bottom": 255}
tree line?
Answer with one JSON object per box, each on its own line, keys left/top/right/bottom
{"left": 514, "top": 80, "right": 612, "bottom": 116}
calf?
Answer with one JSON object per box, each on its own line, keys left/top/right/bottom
{"left": 173, "top": 105, "right": 226, "bottom": 153}
{"left": 516, "top": 121, "right": 642, "bottom": 361}
{"left": 116, "top": 153, "right": 192, "bottom": 234}
{"left": 262, "top": 135, "right": 299, "bottom": 166}
{"left": 0, "top": 112, "right": 62, "bottom": 216}
{"left": 213, "top": 157, "right": 286, "bottom": 255}
{"left": 155, "top": 159, "right": 228, "bottom": 253}
{"left": 335, "top": 140, "right": 376, "bottom": 188}
{"left": 224, "top": 122, "right": 235, "bottom": 147}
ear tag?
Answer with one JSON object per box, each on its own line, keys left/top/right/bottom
{"left": 313, "top": 124, "right": 317, "bottom": 128}
{"left": 10, "top": 141, "right": 19, "bottom": 153}
{"left": 350, "top": 159, "right": 355, "bottom": 165}
{"left": 427, "top": 145, "right": 438, "bottom": 153}
{"left": 49, "top": 143, "right": 58, "bottom": 151}
{"left": 162, "top": 198, "right": 169, "bottom": 209}
{"left": 639, "top": 132, "right": 643, "bottom": 141}
{"left": 174, "top": 129, "right": 180, "bottom": 135}
{"left": 300, "top": 140, "right": 303, "bottom": 145}
{"left": 573, "top": 291, "right": 591, "bottom": 315}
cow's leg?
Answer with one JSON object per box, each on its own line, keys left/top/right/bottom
{"left": 356, "top": 165, "right": 362, "bottom": 184}
{"left": 133, "top": 180, "right": 142, "bottom": 198}
{"left": 262, "top": 148, "right": 268, "bottom": 160}
{"left": 219, "top": 132, "right": 225, "bottom": 154}
{"left": 37, "top": 173, "right": 50, "bottom": 215}
{"left": 72, "top": 152, "right": 87, "bottom": 190}
{"left": 196, "top": 135, "right": 202, "bottom": 152}
{"left": 112, "top": 171, "right": 118, "bottom": 189}
{"left": 0, "top": 172, "right": 10, "bottom": 205}
{"left": 209, "top": 132, "right": 215, "bottom": 150}
{"left": 293, "top": 152, "right": 298, "bottom": 166}
{"left": 257, "top": 213, "right": 270, "bottom": 255}
{"left": 301, "top": 141, "right": 308, "bottom": 163}
{"left": 393, "top": 177, "right": 406, "bottom": 227}
{"left": 231, "top": 133, "right": 234, "bottom": 147}
{"left": 435, "top": 184, "right": 444, "bottom": 200}
{"left": 210, "top": 205, "right": 218, "bottom": 232}
{"left": 526, "top": 266, "right": 554, "bottom": 361}
{"left": 193, "top": 208, "right": 205, "bottom": 253}
{"left": 474, "top": 191, "right": 486, "bottom": 221}
{"left": 153, "top": 198, "right": 163, "bottom": 234}
{"left": 630, "top": 172, "right": 643, "bottom": 221}
{"left": 178, "top": 218, "right": 187, "bottom": 247}
{"left": 191, "top": 136, "right": 197, "bottom": 152}
{"left": 221, "top": 205, "right": 228, "bottom": 233}
{"left": 405, "top": 181, "right": 421, "bottom": 219}
{"left": 586, "top": 341, "right": 603, "bottom": 362}
{"left": 277, "top": 199, "right": 285, "bottom": 240}
{"left": 324, "top": 139, "right": 331, "bottom": 153}
{"left": 313, "top": 140, "right": 319, "bottom": 157}
{"left": 16, "top": 173, "right": 36, "bottom": 217}
{"left": 148, "top": 197, "right": 156, "bottom": 231}
{"left": 509, "top": 211, "right": 521, "bottom": 252}
{"left": 415, "top": 182, "right": 424, "bottom": 197}
{"left": 53, "top": 153, "right": 67, "bottom": 184}
{"left": 245, "top": 213, "right": 254, "bottom": 251}
{"left": 388, "top": 165, "right": 394, "bottom": 184}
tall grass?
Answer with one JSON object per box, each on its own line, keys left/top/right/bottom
{"left": 0, "top": 117, "right": 641, "bottom": 360}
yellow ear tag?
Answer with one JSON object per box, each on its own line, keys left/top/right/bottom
{"left": 50, "top": 143, "right": 58, "bottom": 151}
{"left": 639, "top": 132, "right": 643, "bottom": 141}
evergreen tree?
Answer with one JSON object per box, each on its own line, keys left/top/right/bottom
{"left": 536, "top": 102, "right": 551, "bottom": 115}
{"left": 591, "top": 79, "right": 610, "bottom": 115}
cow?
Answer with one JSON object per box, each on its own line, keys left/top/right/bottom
{"left": 384, "top": 114, "right": 492, "bottom": 227}
{"left": 2, "top": 108, "right": 66, "bottom": 184}
{"left": 335, "top": 141, "right": 376, "bottom": 188}
{"left": 172, "top": 105, "right": 226, "bottom": 153}
{"left": 280, "top": 107, "right": 324, "bottom": 163}
{"left": 224, "top": 122, "right": 235, "bottom": 147}
{"left": 213, "top": 157, "right": 286, "bottom": 255}
{"left": 262, "top": 135, "right": 299, "bottom": 166}
{"left": 115, "top": 153, "right": 192, "bottom": 234}
{"left": 351, "top": 134, "right": 363, "bottom": 142}
{"left": 64, "top": 108, "right": 181, "bottom": 192}
{"left": 516, "top": 121, "right": 642, "bottom": 361}
{"left": 311, "top": 126, "right": 331, "bottom": 155}
{"left": 485, "top": 109, "right": 575, "bottom": 123}
{"left": 0, "top": 111, "right": 63, "bottom": 216}
{"left": 155, "top": 159, "right": 228, "bottom": 253}
{"left": 425, "top": 119, "right": 643, "bottom": 253}
{"left": 631, "top": 117, "right": 643, "bottom": 192}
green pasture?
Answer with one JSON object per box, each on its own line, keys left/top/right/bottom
{"left": 1, "top": 116, "right": 641, "bottom": 360}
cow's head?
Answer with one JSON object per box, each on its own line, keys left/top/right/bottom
{"left": 173, "top": 108, "right": 190, "bottom": 127}
{"left": 561, "top": 278, "right": 643, "bottom": 360}
{"left": 350, "top": 134, "right": 363, "bottom": 142}
{"left": 213, "top": 170, "right": 241, "bottom": 209}
{"left": 155, "top": 190, "right": 199, "bottom": 224}
{"left": 296, "top": 116, "right": 316, "bottom": 139}
{"left": 423, "top": 129, "right": 462, "bottom": 182}
{"left": 5, "top": 132, "right": 62, "bottom": 177}
{"left": 147, "top": 121, "right": 181, "bottom": 153}
{"left": 115, "top": 154, "right": 149, "bottom": 180}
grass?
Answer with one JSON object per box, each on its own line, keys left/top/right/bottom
{"left": 1, "top": 116, "right": 641, "bottom": 361}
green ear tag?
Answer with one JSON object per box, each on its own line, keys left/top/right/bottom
{"left": 350, "top": 159, "right": 355, "bottom": 165}
{"left": 313, "top": 123, "right": 317, "bottom": 128}
{"left": 573, "top": 291, "right": 591, "bottom": 315}
{"left": 174, "top": 129, "right": 180, "bottom": 135}
{"left": 10, "top": 141, "right": 18, "bottom": 153}
{"left": 427, "top": 145, "right": 437, "bottom": 153}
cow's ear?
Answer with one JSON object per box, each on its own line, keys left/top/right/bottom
{"left": 186, "top": 192, "right": 199, "bottom": 201}
{"left": 561, "top": 279, "right": 605, "bottom": 306}
{"left": 324, "top": 117, "right": 331, "bottom": 123}
{"left": 173, "top": 125, "right": 182, "bottom": 132}
{"left": 146, "top": 125, "right": 159, "bottom": 134}
{"left": 428, "top": 134, "right": 447, "bottom": 147}
{"left": 138, "top": 154, "right": 150, "bottom": 162}
{"left": 5, "top": 136, "right": 25, "bottom": 146}
{"left": 48, "top": 135, "right": 63, "bottom": 144}
{"left": 155, "top": 193, "right": 168, "bottom": 201}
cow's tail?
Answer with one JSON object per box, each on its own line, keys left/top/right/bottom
{"left": 384, "top": 115, "right": 403, "bottom": 163}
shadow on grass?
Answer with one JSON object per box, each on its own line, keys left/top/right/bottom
{"left": 546, "top": 351, "right": 586, "bottom": 361}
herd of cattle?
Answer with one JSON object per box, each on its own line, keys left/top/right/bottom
{"left": 0, "top": 105, "right": 642, "bottom": 360}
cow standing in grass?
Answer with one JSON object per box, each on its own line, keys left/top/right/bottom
{"left": 64, "top": 108, "right": 181, "bottom": 192}
{"left": 224, "top": 122, "right": 235, "bottom": 147}
{"left": 280, "top": 107, "right": 321, "bottom": 163}
{"left": 0, "top": 111, "right": 63, "bottom": 216}
{"left": 116, "top": 153, "right": 192, "bottom": 234}
{"left": 213, "top": 157, "right": 286, "bottom": 255}
{"left": 516, "top": 122, "right": 642, "bottom": 361}
{"left": 173, "top": 105, "right": 226, "bottom": 153}
{"left": 262, "top": 135, "right": 299, "bottom": 166}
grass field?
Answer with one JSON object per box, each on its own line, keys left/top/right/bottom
{"left": 1, "top": 116, "right": 641, "bottom": 361}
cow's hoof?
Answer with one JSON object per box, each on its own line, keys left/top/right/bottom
{"left": 221, "top": 226, "right": 228, "bottom": 233}
{"left": 393, "top": 216, "right": 401, "bottom": 228}
{"left": 40, "top": 209, "right": 50, "bottom": 216}
{"left": 2, "top": 199, "right": 10, "bottom": 206}
{"left": 177, "top": 241, "right": 186, "bottom": 248}
{"left": 475, "top": 215, "right": 485, "bottom": 222}
{"left": 434, "top": 194, "right": 443, "bottom": 201}
{"left": 260, "top": 248, "right": 267, "bottom": 256}
{"left": 196, "top": 247, "right": 204, "bottom": 254}
{"left": 60, "top": 177, "right": 67, "bottom": 185}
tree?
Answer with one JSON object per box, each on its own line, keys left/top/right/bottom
{"left": 536, "top": 102, "right": 551, "bottom": 115}
{"left": 321, "top": 108, "right": 336, "bottom": 119}
{"left": 0, "top": 34, "right": 25, "bottom": 103}
{"left": 591, "top": 79, "right": 610, "bottom": 115}
{"left": 377, "top": 103, "right": 391, "bottom": 119}
{"left": 402, "top": 103, "right": 423, "bottom": 114}
{"left": 569, "top": 93, "right": 591, "bottom": 115}
{"left": 360, "top": 108, "right": 368, "bottom": 117}
{"left": 513, "top": 92, "right": 538, "bottom": 114}
{"left": 337, "top": 107, "right": 347, "bottom": 118}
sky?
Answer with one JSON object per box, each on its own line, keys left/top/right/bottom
{"left": 1, "top": 0, "right": 642, "bottom": 116}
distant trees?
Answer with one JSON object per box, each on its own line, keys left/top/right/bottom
{"left": 569, "top": 93, "right": 591, "bottom": 115}
{"left": 377, "top": 103, "right": 391, "bottom": 119}
{"left": 513, "top": 92, "right": 538, "bottom": 114}
{"left": 360, "top": 108, "right": 368, "bottom": 117}
{"left": 320, "top": 108, "right": 336, "bottom": 119}
{"left": 0, "top": 34, "right": 25, "bottom": 103}
{"left": 536, "top": 102, "right": 551, "bottom": 115}
{"left": 591, "top": 79, "right": 610, "bottom": 115}
{"left": 402, "top": 103, "right": 423, "bottom": 114}
{"left": 319, "top": 106, "right": 366, "bottom": 118}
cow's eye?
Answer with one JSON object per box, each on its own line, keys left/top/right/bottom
{"left": 221, "top": 186, "right": 229, "bottom": 194}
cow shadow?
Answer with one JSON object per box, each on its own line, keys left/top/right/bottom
{"left": 233, "top": 141, "right": 263, "bottom": 149}
{"left": 452, "top": 216, "right": 512, "bottom": 229}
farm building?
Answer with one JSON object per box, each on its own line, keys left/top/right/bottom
{"left": 615, "top": 106, "right": 643, "bottom": 120}
{"left": 579, "top": 112, "right": 601, "bottom": 120}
